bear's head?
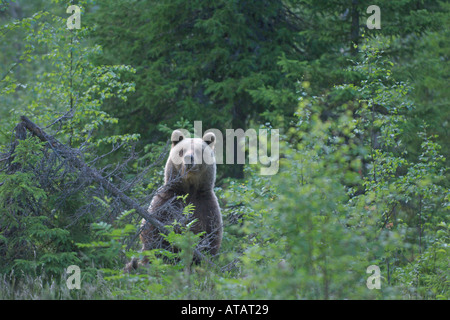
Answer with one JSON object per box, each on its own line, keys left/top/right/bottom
{"left": 165, "top": 129, "right": 216, "bottom": 189}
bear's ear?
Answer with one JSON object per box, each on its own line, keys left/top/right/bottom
{"left": 202, "top": 132, "right": 216, "bottom": 149}
{"left": 171, "top": 130, "right": 185, "bottom": 147}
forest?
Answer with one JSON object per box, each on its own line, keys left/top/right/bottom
{"left": 0, "top": 0, "right": 448, "bottom": 300}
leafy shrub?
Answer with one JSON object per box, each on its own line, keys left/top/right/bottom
{"left": 222, "top": 39, "right": 449, "bottom": 299}
{"left": 0, "top": 137, "right": 81, "bottom": 277}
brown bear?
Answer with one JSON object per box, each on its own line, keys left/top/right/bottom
{"left": 125, "top": 129, "right": 222, "bottom": 271}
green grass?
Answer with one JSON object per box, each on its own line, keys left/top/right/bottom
{"left": 0, "top": 272, "right": 114, "bottom": 300}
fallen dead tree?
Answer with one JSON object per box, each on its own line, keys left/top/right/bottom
{"left": 1, "top": 116, "right": 214, "bottom": 266}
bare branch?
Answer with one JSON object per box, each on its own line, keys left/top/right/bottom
{"left": 16, "top": 115, "right": 214, "bottom": 266}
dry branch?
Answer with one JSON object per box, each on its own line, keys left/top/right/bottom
{"left": 17, "top": 115, "right": 213, "bottom": 265}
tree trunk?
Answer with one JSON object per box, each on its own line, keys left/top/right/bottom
{"left": 229, "top": 104, "right": 245, "bottom": 179}
{"left": 350, "top": 0, "right": 359, "bottom": 56}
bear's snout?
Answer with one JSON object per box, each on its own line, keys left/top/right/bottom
{"left": 184, "top": 152, "right": 202, "bottom": 172}
{"left": 184, "top": 154, "right": 194, "bottom": 167}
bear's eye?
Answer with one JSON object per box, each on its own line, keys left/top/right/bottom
{"left": 179, "top": 149, "right": 184, "bottom": 157}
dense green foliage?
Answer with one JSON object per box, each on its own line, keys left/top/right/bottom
{"left": 0, "top": 0, "right": 448, "bottom": 299}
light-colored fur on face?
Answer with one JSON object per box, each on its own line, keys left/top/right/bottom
{"left": 165, "top": 130, "right": 216, "bottom": 190}
{"left": 123, "top": 130, "right": 221, "bottom": 272}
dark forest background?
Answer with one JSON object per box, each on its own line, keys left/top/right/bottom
{"left": 0, "top": 0, "right": 448, "bottom": 299}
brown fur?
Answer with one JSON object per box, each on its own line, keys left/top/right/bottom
{"left": 124, "top": 130, "right": 222, "bottom": 271}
